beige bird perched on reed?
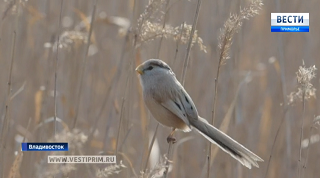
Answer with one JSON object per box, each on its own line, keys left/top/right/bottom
{"left": 136, "top": 59, "right": 263, "bottom": 169}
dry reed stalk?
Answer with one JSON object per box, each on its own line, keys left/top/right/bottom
{"left": 143, "top": 124, "right": 159, "bottom": 172}
{"left": 7, "top": 117, "right": 31, "bottom": 178}
{"left": 114, "top": 36, "right": 137, "bottom": 156}
{"left": 72, "top": 0, "right": 97, "bottom": 129}
{"left": 212, "top": 0, "right": 263, "bottom": 128}
{"left": 0, "top": 29, "right": 16, "bottom": 178}
{"left": 209, "top": 73, "right": 250, "bottom": 164}
{"left": 7, "top": 151, "right": 23, "bottom": 178}
{"left": 263, "top": 58, "right": 288, "bottom": 178}
{"left": 115, "top": 97, "right": 126, "bottom": 155}
{"left": 294, "top": 63, "right": 317, "bottom": 178}
{"left": 264, "top": 117, "right": 288, "bottom": 178}
{"left": 86, "top": 61, "right": 117, "bottom": 150}
{"left": 10, "top": 81, "right": 26, "bottom": 101}
{"left": 53, "top": 0, "right": 64, "bottom": 135}
{"left": 208, "top": 1, "right": 263, "bottom": 177}
{"left": 172, "top": 22, "right": 185, "bottom": 68}
{"left": 265, "top": 62, "right": 317, "bottom": 178}
{"left": 258, "top": 96, "right": 272, "bottom": 154}
{"left": 298, "top": 92, "right": 306, "bottom": 178}
{"left": 34, "top": 88, "right": 43, "bottom": 125}
{"left": 74, "top": 8, "right": 97, "bottom": 44}
{"left": 136, "top": 0, "right": 206, "bottom": 52}
{"left": 164, "top": 0, "right": 202, "bottom": 177}
{"left": 156, "top": 0, "right": 170, "bottom": 58}
{"left": 180, "top": 0, "right": 202, "bottom": 85}
{"left": 96, "top": 34, "right": 129, "bottom": 154}
{"left": 302, "top": 116, "right": 320, "bottom": 177}
{"left": 1, "top": 0, "right": 15, "bottom": 20}
{"left": 136, "top": 51, "right": 155, "bottom": 171}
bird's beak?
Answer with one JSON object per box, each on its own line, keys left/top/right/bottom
{"left": 135, "top": 64, "right": 144, "bottom": 75}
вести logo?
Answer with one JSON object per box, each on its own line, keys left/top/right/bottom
{"left": 271, "top": 13, "right": 309, "bottom": 32}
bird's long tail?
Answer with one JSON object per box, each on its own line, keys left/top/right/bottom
{"left": 189, "top": 117, "right": 263, "bottom": 169}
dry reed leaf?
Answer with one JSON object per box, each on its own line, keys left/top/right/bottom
{"left": 26, "top": 5, "right": 44, "bottom": 26}
{"left": 8, "top": 117, "right": 32, "bottom": 178}
{"left": 61, "top": 95, "right": 75, "bottom": 121}
{"left": 2, "top": 0, "right": 15, "bottom": 20}
{"left": 307, "top": 96, "right": 316, "bottom": 110}
{"left": 138, "top": 87, "right": 148, "bottom": 130}
{"left": 34, "top": 117, "right": 70, "bottom": 132}
{"left": 74, "top": 8, "right": 96, "bottom": 44}
{"left": 74, "top": 8, "right": 90, "bottom": 29}
{"left": 259, "top": 64, "right": 268, "bottom": 90}
{"left": 273, "top": 59, "right": 281, "bottom": 75}
{"left": 114, "top": 99, "right": 120, "bottom": 114}
{"left": 107, "top": 66, "right": 117, "bottom": 82}
{"left": 138, "top": 80, "right": 149, "bottom": 168}
{"left": 61, "top": 94, "right": 66, "bottom": 105}
{"left": 11, "top": 82, "right": 26, "bottom": 100}
{"left": 209, "top": 73, "right": 252, "bottom": 165}
{"left": 129, "top": 0, "right": 135, "bottom": 12}
{"left": 34, "top": 89, "right": 43, "bottom": 124}
{"left": 111, "top": 137, "right": 116, "bottom": 150}
{"left": 135, "top": 49, "right": 148, "bottom": 135}
{"left": 69, "top": 107, "right": 75, "bottom": 119}
{"left": 16, "top": 126, "right": 32, "bottom": 141}
{"left": 271, "top": 147, "right": 281, "bottom": 178}
{"left": 258, "top": 96, "right": 272, "bottom": 154}
{"left": 135, "top": 48, "right": 142, "bottom": 68}
{"left": 96, "top": 15, "right": 130, "bottom": 37}
{"left": 7, "top": 151, "right": 23, "bottom": 178}
{"left": 27, "top": 5, "right": 44, "bottom": 49}
{"left": 270, "top": 163, "right": 277, "bottom": 178}
{"left": 90, "top": 139, "right": 104, "bottom": 149}
{"left": 210, "top": 78, "right": 243, "bottom": 164}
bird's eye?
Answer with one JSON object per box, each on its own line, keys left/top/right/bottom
{"left": 146, "top": 66, "right": 153, "bottom": 70}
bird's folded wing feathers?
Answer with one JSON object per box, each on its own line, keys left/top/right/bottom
{"left": 161, "top": 99, "right": 190, "bottom": 127}
{"left": 176, "top": 88, "right": 199, "bottom": 120}
{"left": 160, "top": 88, "right": 199, "bottom": 128}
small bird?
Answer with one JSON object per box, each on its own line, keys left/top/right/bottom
{"left": 135, "top": 59, "right": 263, "bottom": 169}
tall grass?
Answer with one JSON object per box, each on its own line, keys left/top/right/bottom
{"left": 0, "top": 0, "right": 319, "bottom": 178}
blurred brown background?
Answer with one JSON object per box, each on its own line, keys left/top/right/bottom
{"left": 0, "top": 0, "right": 319, "bottom": 177}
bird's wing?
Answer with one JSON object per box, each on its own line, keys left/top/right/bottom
{"left": 161, "top": 98, "right": 191, "bottom": 127}
{"left": 177, "top": 88, "right": 199, "bottom": 120}
{"left": 160, "top": 87, "right": 199, "bottom": 128}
